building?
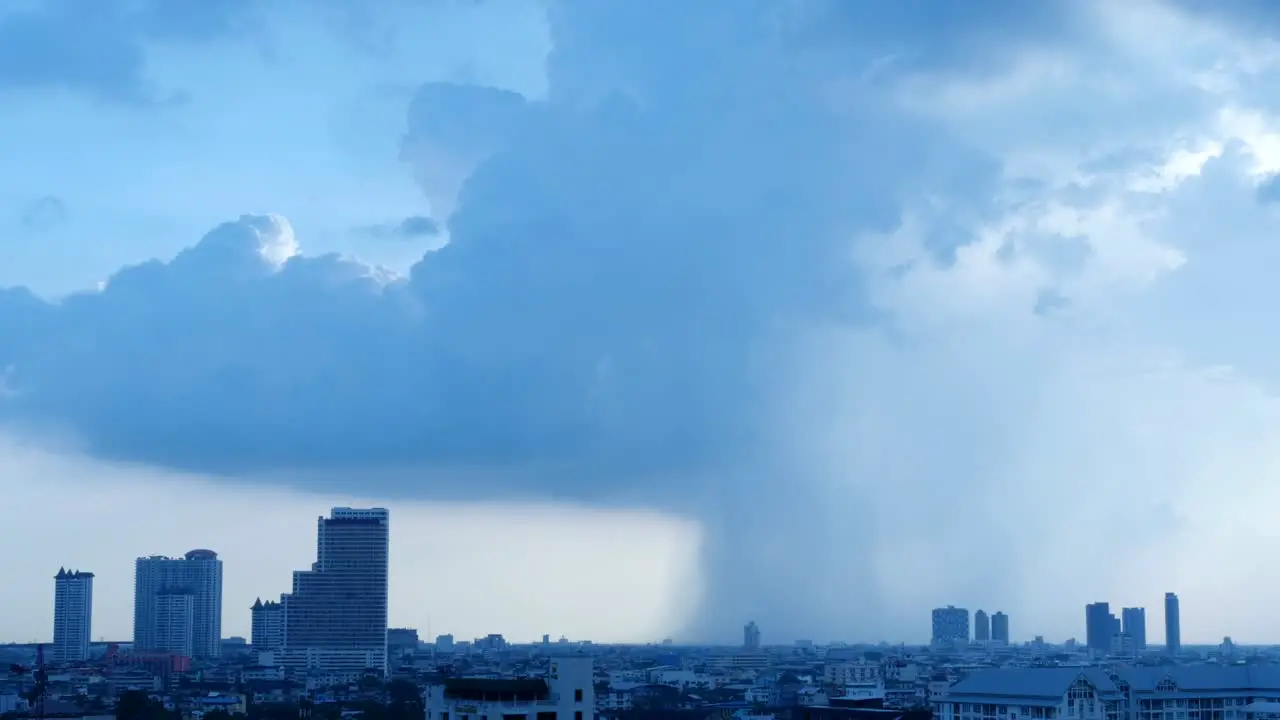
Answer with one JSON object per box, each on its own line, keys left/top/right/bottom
{"left": 1165, "top": 592, "right": 1181, "bottom": 654}
{"left": 154, "top": 588, "right": 196, "bottom": 657}
{"left": 52, "top": 568, "right": 94, "bottom": 663}
{"left": 424, "top": 654, "right": 593, "bottom": 720}
{"left": 133, "top": 550, "right": 223, "bottom": 658}
{"left": 1085, "top": 602, "right": 1117, "bottom": 653}
{"left": 250, "top": 598, "right": 285, "bottom": 650}
{"left": 991, "top": 611, "right": 1009, "bottom": 644}
{"left": 282, "top": 507, "right": 390, "bottom": 674}
{"left": 937, "top": 667, "right": 1124, "bottom": 720}
{"left": 744, "top": 621, "right": 761, "bottom": 649}
{"left": 1122, "top": 607, "right": 1147, "bottom": 650}
{"left": 974, "top": 610, "right": 990, "bottom": 643}
{"left": 931, "top": 606, "right": 969, "bottom": 645}
{"left": 938, "top": 665, "right": 1280, "bottom": 720}
{"left": 387, "top": 628, "right": 420, "bottom": 659}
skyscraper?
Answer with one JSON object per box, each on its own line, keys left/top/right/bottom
{"left": 991, "top": 611, "right": 1009, "bottom": 644}
{"left": 251, "top": 598, "right": 286, "bottom": 651}
{"left": 283, "top": 507, "right": 390, "bottom": 673}
{"left": 1122, "top": 607, "right": 1147, "bottom": 649}
{"left": 974, "top": 610, "right": 990, "bottom": 643}
{"left": 1165, "top": 592, "right": 1181, "bottom": 654}
{"left": 743, "top": 621, "right": 761, "bottom": 649}
{"left": 52, "top": 568, "right": 93, "bottom": 663}
{"left": 931, "top": 606, "right": 969, "bottom": 645}
{"left": 1086, "top": 602, "right": 1117, "bottom": 653}
{"left": 133, "top": 550, "right": 223, "bottom": 658}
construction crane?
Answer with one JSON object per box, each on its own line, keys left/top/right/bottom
{"left": 8, "top": 644, "right": 48, "bottom": 720}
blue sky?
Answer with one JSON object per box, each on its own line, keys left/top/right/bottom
{"left": 7, "top": 0, "right": 1280, "bottom": 646}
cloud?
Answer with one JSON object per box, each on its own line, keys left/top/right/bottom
{"left": 356, "top": 215, "right": 441, "bottom": 242}
{"left": 17, "top": 195, "right": 69, "bottom": 232}
{"left": 0, "top": 0, "right": 256, "bottom": 103}
{"left": 7, "top": 0, "right": 1280, "bottom": 643}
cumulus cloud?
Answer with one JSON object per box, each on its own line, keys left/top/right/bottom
{"left": 356, "top": 215, "right": 441, "bottom": 242}
{"left": 8, "top": 0, "right": 1280, "bottom": 643}
{"left": 0, "top": 0, "right": 259, "bottom": 102}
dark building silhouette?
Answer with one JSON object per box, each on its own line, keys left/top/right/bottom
{"left": 991, "top": 611, "right": 1009, "bottom": 644}
{"left": 1165, "top": 592, "right": 1181, "bottom": 654}
{"left": 974, "top": 610, "right": 990, "bottom": 643}
{"left": 1122, "top": 607, "right": 1147, "bottom": 650}
{"left": 1086, "top": 602, "right": 1117, "bottom": 653}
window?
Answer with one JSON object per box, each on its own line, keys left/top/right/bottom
{"left": 575, "top": 690, "right": 584, "bottom": 703}
{"left": 575, "top": 713, "right": 583, "bottom": 720}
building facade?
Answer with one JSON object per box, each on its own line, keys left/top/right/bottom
{"left": 931, "top": 606, "right": 970, "bottom": 645}
{"left": 991, "top": 612, "right": 1009, "bottom": 644}
{"left": 1164, "top": 592, "right": 1181, "bottom": 654}
{"left": 282, "top": 507, "right": 390, "bottom": 674}
{"left": 153, "top": 589, "right": 195, "bottom": 657}
{"left": 938, "top": 665, "right": 1280, "bottom": 720}
{"left": 1122, "top": 607, "right": 1147, "bottom": 650}
{"left": 937, "top": 668, "right": 1124, "bottom": 720}
{"left": 251, "top": 598, "right": 285, "bottom": 650}
{"left": 133, "top": 550, "right": 223, "bottom": 658}
{"left": 52, "top": 568, "right": 94, "bottom": 663}
{"left": 424, "top": 654, "right": 593, "bottom": 720}
{"left": 975, "top": 611, "right": 990, "bottom": 643}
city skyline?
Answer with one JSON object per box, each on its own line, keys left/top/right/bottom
{"left": 10, "top": 0, "right": 1280, "bottom": 648}
{"left": 19, "top": 516, "right": 1206, "bottom": 648}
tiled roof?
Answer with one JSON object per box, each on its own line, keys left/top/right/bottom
{"left": 1118, "top": 666, "right": 1280, "bottom": 692}
{"left": 949, "top": 668, "right": 1119, "bottom": 699}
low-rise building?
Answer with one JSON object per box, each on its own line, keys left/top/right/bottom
{"left": 424, "top": 655, "right": 594, "bottom": 720}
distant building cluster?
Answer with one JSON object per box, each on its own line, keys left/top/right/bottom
{"left": 930, "top": 607, "right": 1009, "bottom": 646}
{"left": 1084, "top": 592, "right": 1178, "bottom": 657}
{"left": 43, "top": 505, "right": 390, "bottom": 681}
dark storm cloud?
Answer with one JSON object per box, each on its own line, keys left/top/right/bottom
{"left": 0, "top": 0, "right": 1087, "bottom": 641}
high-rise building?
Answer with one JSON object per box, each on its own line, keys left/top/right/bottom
{"left": 991, "top": 611, "right": 1009, "bottom": 644}
{"left": 743, "top": 621, "right": 761, "bottom": 649}
{"left": 931, "top": 606, "right": 969, "bottom": 645}
{"left": 133, "top": 550, "right": 223, "bottom": 658}
{"left": 1122, "top": 607, "right": 1147, "bottom": 649}
{"left": 974, "top": 610, "right": 990, "bottom": 643}
{"left": 283, "top": 507, "right": 390, "bottom": 673}
{"left": 153, "top": 588, "right": 195, "bottom": 657}
{"left": 251, "top": 598, "right": 285, "bottom": 651}
{"left": 1086, "top": 602, "right": 1118, "bottom": 653}
{"left": 1165, "top": 592, "right": 1181, "bottom": 654}
{"left": 52, "top": 568, "right": 94, "bottom": 663}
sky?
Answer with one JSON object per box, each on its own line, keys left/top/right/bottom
{"left": 6, "top": 0, "right": 1280, "bottom": 647}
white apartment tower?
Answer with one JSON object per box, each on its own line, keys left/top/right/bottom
{"left": 52, "top": 568, "right": 94, "bottom": 663}
{"left": 153, "top": 589, "right": 196, "bottom": 657}
{"left": 133, "top": 550, "right": 223, "bottom": 658}
{"left": 282, "top": 507, "right": 390, "bottom": 674}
